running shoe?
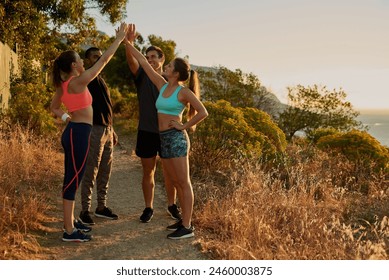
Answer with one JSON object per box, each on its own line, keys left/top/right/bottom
{"left": 140, "top": 207, "right": 154, "bottom": 223}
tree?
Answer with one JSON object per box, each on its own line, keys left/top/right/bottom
{"left": 196, "top": 66, "right": 282, "bottom": 116}
{"left": 197, "top": 66, "right": 257, "bottom": 107}
{"left": 0, "top": 0, "right": 127, "bottom": 132}
{"left": 0, "top": 0, "right": 127, "bottom": 67}
{"left": 277, "top": 84, "right": 364, "bottom": 140}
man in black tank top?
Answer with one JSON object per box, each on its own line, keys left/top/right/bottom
{"left": 79, "top": 47, "right": 119, "bottom": 225}
{"left": 125, "top": 39, "right": 182, "bottom": 223}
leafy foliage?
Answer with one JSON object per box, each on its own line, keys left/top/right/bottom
{"left": 241, "top": 107, "right": 287, "bottom": 155}
{"left": 0, "top": 1, "right": 48, "bottom": 62}
{"left": 196, "top": 66, "right": 280, "bottom": 115}
{"left": 317, "top": 130, "right": 389, "bottom": 173}
{"left": 277, "top": 84, "right": 364, "bottom": 140}
{"left": 111, "top": 89, "right": 138, "bottom": 120}
{"left": 190, "top": 100, "right": 286, "bottom": 173}
{"left": 0, "top": 0, "right": 127, "bottom": 66}
{"left": 0, "top": 0, "right": 128, "bottom": 132}
{"left": 8, "top": 81, "right": 56, "bottom": 134}
{"left": 308, "top": 127, "right": 339, "bottom": 144}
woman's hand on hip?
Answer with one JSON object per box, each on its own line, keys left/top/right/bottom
{"left": 169, "top": 120, "right": 184, "bottom": 130}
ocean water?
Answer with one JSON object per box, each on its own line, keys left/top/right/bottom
{"left": 357, "top": 110, "right": 389, "bottom": 147}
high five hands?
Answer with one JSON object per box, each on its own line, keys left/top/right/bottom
{"left": 115, "top": 22, "right": 129, "bottom": 41}
{"left": 125, "top": 23, "right": 137, "bottom": 45}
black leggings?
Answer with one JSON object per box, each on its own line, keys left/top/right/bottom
{"left": 61, "top": 122, "right": 92, "bottom": 200}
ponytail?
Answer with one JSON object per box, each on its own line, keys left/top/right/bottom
{"left": 51, "top": 50, "right": 78, "bottom": 87}
{"left": 173, "top": 58, "right": 201, "bottom": 132}
{"left": 52, "top": 59, "right": 62, "bottom": 87}
{"left": 187, "top": 69, "right": 200, "bottom": 131}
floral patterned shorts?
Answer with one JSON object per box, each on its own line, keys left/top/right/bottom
{"left": 159, "top": 128, "right": 189, "bottom": 159}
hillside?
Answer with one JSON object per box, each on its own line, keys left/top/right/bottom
{"left": 192, "top": 64, "right": 287, "bottom": 116}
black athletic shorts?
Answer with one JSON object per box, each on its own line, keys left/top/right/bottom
{"left": 135, "top": 130, "right": 161, "bottom": 158}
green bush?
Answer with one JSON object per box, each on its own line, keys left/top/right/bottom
{"left": 307, "top": 127, "right": 339, "bottom": 144}
{"left": 317, "top": 130, "right": 389, "bottom": 173}
{"left": 7, "top": 82, "right": 56, "bottom": 134}
{"left": 190, "top": 100, "right": 286, "bottom": 172}
{"left": 112, "top": 90, "right": 138, "bottom": 120}
{"left": 241, "top": 107, "right": 287, "bottom": 156}
{"left": 109, "top": 87, "right": 123, "bottom": 110}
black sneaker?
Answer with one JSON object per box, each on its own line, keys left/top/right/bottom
{"left": 167, "top": 204, "right": 182, "bottom": 220}
{"left": 167, "top": 225, "right": 194, "bottom": 240}
{"left": 166, "top": 219, "right": 182, "bottom": 231}
{"left": 140, "top": 207, "right": 154, "bottom": 223}
{"left": 79, "top": 210, "right": 95, "bottom": 225}
{"left": 73, "top": 219, "right": 92, "bottom": 232}
{"left": 63, "top": 220, "right": 92, "bottom": 233}
{"left": 94, "top": 207, "right": 118, "bottom": 220}
{"left": 62, "top": 229, "right": 92, "bottom": 242}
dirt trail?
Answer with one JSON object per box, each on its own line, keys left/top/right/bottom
{"left": 36, "top": 130, "right": 207, "bottom": 260}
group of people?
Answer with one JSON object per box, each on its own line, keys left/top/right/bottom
{"left": 50, "top": 23, "right": 208, "bottom": 242}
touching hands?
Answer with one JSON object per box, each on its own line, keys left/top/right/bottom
{"left": 125, "top": 23, "right": 137, "bottom": 45}
{"left": 115, "top": 22, "right": 128, "bottom": 41}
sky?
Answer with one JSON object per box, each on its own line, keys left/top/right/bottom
{"left": 92, "top": 0, "right": 389, "bottom": 110}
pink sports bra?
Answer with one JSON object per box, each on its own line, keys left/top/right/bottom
{"left": 61, "top": 76, "right": 92, "bottom": 112}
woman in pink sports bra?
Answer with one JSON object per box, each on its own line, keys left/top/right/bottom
{"left": 50, "top": 23, "right": 128, "bottom": 242}
{"left": 125, "top": 23, "right": 208, "bottom": 240}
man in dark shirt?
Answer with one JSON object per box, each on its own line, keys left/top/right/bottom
{"left": 79, "top": 47, "right": 118, "bottom": 225}
{"left": 125, "top": 36, "right": 181, "bottom": 223}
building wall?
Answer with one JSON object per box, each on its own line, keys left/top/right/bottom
{"left": 0, "top": 41, "right": 19, "bottom": 112}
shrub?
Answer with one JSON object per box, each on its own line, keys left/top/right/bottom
{"left": 317, "top": 130, "right": 389, "bottom": 173}
{"left": 241, "top": 107, "right": 287, "bottom": 156}
{"left": 190, "top": 100, "right": 286, "bottom": 174}
{"left": 113, "top": 91, "right": 138, "bottom": 120}
{"left": 109, "top": 87, "right": 123, "bottom": 113}
{"left": 7, "top": 82, "right": 56, "bottom": 134}
{"left": 307, "top": 127, "right": 339, "bottom": 144}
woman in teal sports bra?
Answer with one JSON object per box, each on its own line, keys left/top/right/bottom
{"left": 125, "top": 23, "right": 208, "bottom": 240}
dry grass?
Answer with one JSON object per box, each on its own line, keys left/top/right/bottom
{"left": 1, "top": 118, "right": 388, "bottom": 260}
{"left": 0, "top": 125, "right": 62, "bottom": 259}
{"left": 194, "top": 144, "right": 389, "bottom": 260}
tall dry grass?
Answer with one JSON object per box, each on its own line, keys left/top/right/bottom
{"left": 194, "top": 144, "right": 389, "bottom": 259}
{"left": 0, "top": 124, "right": 62, "bottom": 259}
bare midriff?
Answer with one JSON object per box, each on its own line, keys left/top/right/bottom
{"left": 158, "top": 113, "right": 182, "bottom": 131}
{"left": 69, "top": 106, "right": 93, "bottom": 125}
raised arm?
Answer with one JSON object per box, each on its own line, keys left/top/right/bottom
{"left": 124, "top": 24, "right": 166, "bottom": 90}
{"left": 124, "top": 24, "right": 140, "bottom": 75}
{"left": 70, "top": 23, "right": 128, "bottom": 92}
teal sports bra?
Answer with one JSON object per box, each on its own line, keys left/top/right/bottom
{"left": 156, "top": 83, "right": 185, "bottom": 116}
